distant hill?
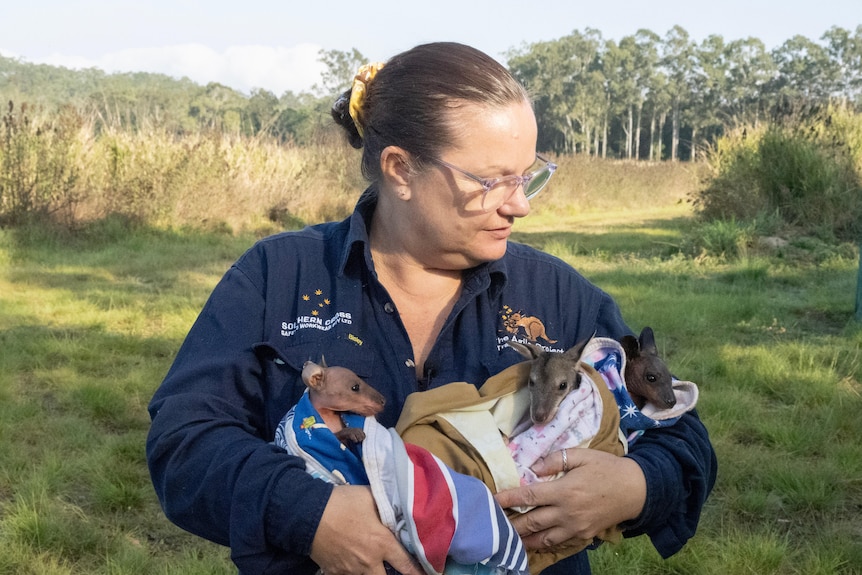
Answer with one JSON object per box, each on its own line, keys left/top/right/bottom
{"left": 0, "top": 54, "right": 329, "bottom": 142}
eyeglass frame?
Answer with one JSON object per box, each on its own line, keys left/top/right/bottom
{"left": 427, "top": 154, "right": 557, "bottom": 211}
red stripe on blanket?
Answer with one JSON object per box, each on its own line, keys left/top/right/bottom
{"left": 405, "top": 443, "right": 456, "bottom": 573}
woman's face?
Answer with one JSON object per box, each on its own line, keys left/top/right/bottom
{"left": 403, "top": 99, "right": 538, "bottom": 270}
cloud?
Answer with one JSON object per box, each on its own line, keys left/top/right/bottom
{"left": 20, "top": 43, "right": 326, "bottom": 95}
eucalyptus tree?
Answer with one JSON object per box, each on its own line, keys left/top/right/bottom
{"left": 771, "top": 34, "right": 840, "bottom": 103}
{"left": 660, "top": 26, "right": 697, "bottom": 161}
{"left": 314, "top": 48, "right": 367, "bottom": 97}
{"left": 188, "top": 82, "right": 247, "bottom": 134}
{"left": 722, "top": 37, "right": 776, "bottom": 127}
{"left": 507, "top": 38, "right": 576, "bottom": 153}
{"left": 636, "top": 63, "right": 671, "bottom": 162}
{"left": 574, "top": 29, "right": 609, "bottom": 157}
{"left": 262, "top": 90, "right": 331, "bottom": 145}
{"left": 686, "top": 34, "right": 728, "bottom": 160}
{"left": 821, "top": 25, "right": 862, "bottom": 104}
{"left": 507, "top": 29, "right": 604, "bottom": 155}
{"left": 245, "top": 88, "right": 280, "bottom": 137}
{"left": 603, "top": 37, "right": 639, "bottom": 159}
{"left": 0, "top": 54, "right": 106, "bottom": 110}
{"left": 630, "top": 30, "right": 662, "bottom": 160}
{"left": 87, "top": 72, "right": 200, "bottom": 133}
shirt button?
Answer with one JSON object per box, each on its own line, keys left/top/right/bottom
{"left": 383, "top": 302, "right": 395, "bottom": 313}
{"left": 405, "top": 359, "right": 415, "bottom": 368}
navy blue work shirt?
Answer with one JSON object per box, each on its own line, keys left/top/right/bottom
{"left": 147, "top": 189, "right": 716, "bottom": 574}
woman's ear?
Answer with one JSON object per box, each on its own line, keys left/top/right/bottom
{"left": 380, "top": 146, "right": 413, "bottom": 196}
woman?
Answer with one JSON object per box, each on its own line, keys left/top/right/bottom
{"left": 147, "top": 42, "right": 716, "bottom": 575}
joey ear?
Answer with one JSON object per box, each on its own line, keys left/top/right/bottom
{"left": 301, "top": 361, "right": 326, "bottom": 390}
{"left": 564, "top": 337, "right": 590, "bottom": 361}
{"left": 638, "top": 326, "right": 658, "bottom": 355}
{"left": 380, "top": 146, "right": 413, "bottom": 193}
{"left": 508, "top": 340, "right": 539, "bottom": 360}
{"left": 620, "top": 334, "right": 640, "bottom": 358}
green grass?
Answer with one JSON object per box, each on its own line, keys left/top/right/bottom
{"left": 0, "top": 223, "right": 242, "bottom": 575}
{"left": 514, "top": 208, "right": 862, "bottom": 575}
{"left": 2, "top": 198, "right": 861, "bottom": 573}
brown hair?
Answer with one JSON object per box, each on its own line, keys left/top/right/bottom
{"left": 331, "top": 42, "right": 530, "bottom": 182}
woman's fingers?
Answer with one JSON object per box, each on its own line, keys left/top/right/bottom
{"left": 495, "top": 448, "right": 648, "bottom": 550}
{"left": 311, "top": 486, "right": 423, "bottom": 575}
{"left": 529, "top": 447, "right": 569, "bottom": 477}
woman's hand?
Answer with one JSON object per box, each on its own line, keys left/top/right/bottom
{"left": 494, "top": 449, "right": 647, "bottom": 550}
{"left": 310, "top": 485, "right": 423, "bottom": 575}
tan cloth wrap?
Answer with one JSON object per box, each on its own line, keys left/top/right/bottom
{"left": 396, "top": 361, "right": 626, "bottom": 573}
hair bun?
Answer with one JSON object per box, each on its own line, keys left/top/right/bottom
{"left": 331, "top": 91, "right": 363, "bottom": 149}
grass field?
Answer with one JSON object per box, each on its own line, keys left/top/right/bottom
{"left": 515, "top": 207, "right": 862, "bottom": 574}
{"left": 1, "top": 189, "right": 861, "bottom": 573}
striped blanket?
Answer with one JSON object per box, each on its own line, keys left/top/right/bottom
{"left": 274, "top": 395, "right": 528, "bottom": 575}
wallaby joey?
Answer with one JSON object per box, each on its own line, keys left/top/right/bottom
{"left": 301, "top": 358, "right": 386, "bottom": 445}
{"left": 509, "top": 327, "right": 676, "bottom": 425}
{"left": 619, "top": 327, "right": 676, "bottom": 410}
{"left": 508, "top": 338, "right": 590, "bottom": 425}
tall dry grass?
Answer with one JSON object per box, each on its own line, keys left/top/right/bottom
{"left": 1, "top": 105, "right": 705, "bottom": 235}
{"left": 0, "top": 103, "right": 368, "bottom": 233}
{"left": 536, "top": 155, "right": 706, "bottom": 215}
{"left": 81, "top": 129, "right": 367, "bottom": 233}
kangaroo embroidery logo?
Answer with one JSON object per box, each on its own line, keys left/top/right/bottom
{"left": 499, "top": 305, "right": 558, "bottom": 344}
{"left": 280, "top": 288, "right": 354, "bottom": 338}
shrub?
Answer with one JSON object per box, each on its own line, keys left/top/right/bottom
{"left": 0, "top": 102, "right": 88, "bottom": 225}
{"left": 693, "top": 106, "right": 862, "bottom": 242}
{"left": 757, "top": 128, "right": 860, "bottom": 238}
{"left": 683, "top": 217, "right": 755, "bottom": 259}
{"left": 693, "top": 127, "right": 769, "bottom": 221}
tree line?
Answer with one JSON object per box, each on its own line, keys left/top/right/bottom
{"left": 508, "top": 25, "right": 862, "bottom": 160}
{"left": 1, "top": 26, "right": 860, "bottom": 160}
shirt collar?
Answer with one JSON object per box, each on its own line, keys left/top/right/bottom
{"left": 338, "top": 186, "right": 378, "bottom": 278}
{"left": 338, "top": 186, "right": 509, "bottom": 297}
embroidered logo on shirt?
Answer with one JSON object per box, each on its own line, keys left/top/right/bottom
{"left": 302, "top": 289, "right": 329, "bottom": 317}
{"left": 280, "top": 287, "right": 354, "bottom": 338}
{"left": 499, "top": 305, "right": 558, "bottom": 344}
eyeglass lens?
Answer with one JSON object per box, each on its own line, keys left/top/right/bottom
{"left": 481, "top": 160, "right": 555, "bottom": 211}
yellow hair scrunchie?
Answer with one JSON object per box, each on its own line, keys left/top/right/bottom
{"left": 348, "top": 62, "right": 385, "bottom": 138}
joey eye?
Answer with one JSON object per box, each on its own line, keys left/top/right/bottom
{"left": 646, "top": 374, "right": 657, "bottom": 383}
{"left": 351, "top": 384, "right": 360, "bottom": 392}
{"left": 558, "top": 381, "right": 567, "bottom": 391}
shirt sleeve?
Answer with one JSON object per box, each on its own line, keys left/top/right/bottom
{"left": 145, "top": 253, "right": 328, "bottom": 574}
{"left": 621, "top": 409, "right": 717, "bottom": 557}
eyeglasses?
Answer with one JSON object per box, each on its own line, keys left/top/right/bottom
{"left": 429, "top": 154, "right": 557, "bottom": 212}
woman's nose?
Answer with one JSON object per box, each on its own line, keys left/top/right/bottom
{"left": 499, "top": 182, "right": 531, "bottom": 217}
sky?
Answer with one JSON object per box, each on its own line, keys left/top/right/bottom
{"left": 1, "top": 0, "right": 860, "bottom": 96}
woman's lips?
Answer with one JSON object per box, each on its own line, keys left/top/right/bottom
{"left": 486, "top": 226, "right": 512, "bottom": 240}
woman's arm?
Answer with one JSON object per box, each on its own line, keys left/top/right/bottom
{"left": 146, "top": 263, "right": 331, "bottom": 571}
{"left": 619, "top": 409, "right": 717, "bottom": 556}
{"left": 147, "top": 255, "right": 423, "bottom": 574}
